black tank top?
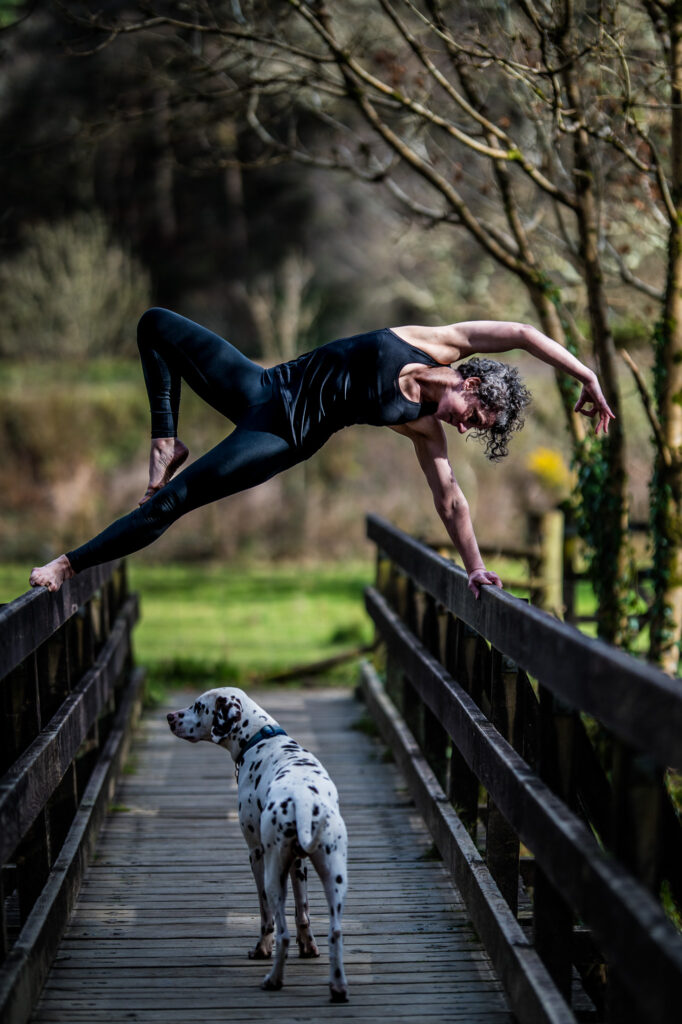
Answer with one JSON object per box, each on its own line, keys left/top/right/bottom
{"left": 272, "top": 328, "right": 440, "bottom": 449}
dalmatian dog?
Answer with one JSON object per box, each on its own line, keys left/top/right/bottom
{"left": 167, "top": 687, "right": 349, "bottom": 1002}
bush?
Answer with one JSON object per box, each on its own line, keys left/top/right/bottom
{"left": 0, "top": 212, "right": 150, "bottom": 359}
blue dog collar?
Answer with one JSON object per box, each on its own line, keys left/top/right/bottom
{"left": 236, "top": 724, "right": 287, "bottom": 766}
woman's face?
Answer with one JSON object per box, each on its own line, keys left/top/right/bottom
{"left": 436, "top": 376, "right": 497, "bottom": 434}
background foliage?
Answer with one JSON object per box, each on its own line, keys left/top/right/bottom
{"left": 0, "top": 0, "right": 671, "bottom": 662}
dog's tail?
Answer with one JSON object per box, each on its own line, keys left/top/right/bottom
{"left": 294, "top": 793, "right": 330, "bottom": 855}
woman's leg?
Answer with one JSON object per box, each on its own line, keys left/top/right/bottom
{"left": 137, "top": 307, "right": 270, "bottom": 435}
{"left": 61, "top": 425, "right": 300, "bottom": 574}
{"left": 29, "top": 310, "right": 294, "bottom": 590}
{"left": 136, "top": 307, "right": 273, "bottom": 503}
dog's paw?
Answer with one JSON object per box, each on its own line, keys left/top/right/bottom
{"left": 329, "top": 984, "right": 349, "bottom": 1003}
{"left": 248, "top": 944, "right": 272, "bottom": 960}
{"left": 261, "top": 975, "right": 283, "bottom": 991}
{"left": 297, "top": 939, "right": 320, "bottom": 959}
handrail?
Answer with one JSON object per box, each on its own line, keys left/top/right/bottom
{"left": 367, "top": 513, "right": 682, "bottom": 767}
{"left": 0, "top": 561, "right": 129, "bottom": 679}
{"left": 364, "top": 514, "right": 682, "bottom": 1024}
{"left": 0, "top": 561, "right": 144, "bottom": 1024}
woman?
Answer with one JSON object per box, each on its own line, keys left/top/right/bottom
{"left": 29, "top": 308, "right": 613, "bottom": 597}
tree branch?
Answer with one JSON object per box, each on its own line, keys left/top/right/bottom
{"left": 288, "top": 0, "right": 577, "bottom": 209}
{"left": 621, "top": 348, "right": 672, "bottom": 465}
{"left": 606, "top": 242, "right": 665, "bottom": 300}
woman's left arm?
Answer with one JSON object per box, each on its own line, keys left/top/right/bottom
{"left": 395, "top": 419, "right": 503, "bottom": 598}
{"left": 451, "top": 320, "right": 615, "bottom": 434}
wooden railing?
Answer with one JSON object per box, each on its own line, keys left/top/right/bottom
{"left": 0, "top": 561, "right": 144, "bottom": 1024}
{"left": 361, "top": 514, "right": 682, "bottom": 1024}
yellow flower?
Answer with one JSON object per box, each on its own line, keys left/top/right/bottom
{"left": 526, "top": 447, "right": 573, "bottom": 494}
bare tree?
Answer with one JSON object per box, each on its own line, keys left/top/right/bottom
{"left": 53, "top": 0, "right": 682, "bottom": 664}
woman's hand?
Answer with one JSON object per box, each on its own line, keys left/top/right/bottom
{"left": 574, "top": 377, "right": 616, "bottom": 435}
{"left": 467, "top": 568, "right": 503, "bottom": 599}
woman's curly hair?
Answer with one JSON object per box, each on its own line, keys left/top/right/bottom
{"left": 456, "top": 357, "right": 532, "bottom": 461}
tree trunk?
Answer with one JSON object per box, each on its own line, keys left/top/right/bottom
{"left": 649, "top": 3, "right": 682, "bottom": 673}
{"left": 559, "top": 53, "right": 630, "bottom": 645}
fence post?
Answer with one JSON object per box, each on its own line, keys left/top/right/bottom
{"left": 401, "top": 577, "right": 423, "bottom": 744}
{"left": 562, "top": 510, "right": 578, "bottom": 625}
{"left": 384, "top": 560, "right": 405, "bottom": 711}
{"left": 486, "top": 651, "right": 521, "bottom": 915}
{"left": 444, "top": 615, "right": 479, "bottom": 832}
{"left": 16, "top": 811, "right": 51, "bottom": 925}
{"left": 528, "top": 510, "right": 565, "bottom": 616}
{"left": 606, "top": 742, "right": 666, "bottom": 1022}
{"left": 533, "top": 686, "right": 576, "bottom": 1002}
{"left": 421, "top": 594, "right": 449, "bottom": 789}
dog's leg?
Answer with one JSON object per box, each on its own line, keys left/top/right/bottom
{"left": 247, "top": 845, "right": 274, "bottom": 960}
{"left": 261, "top": 847, "right": 292, "bottom": 991}
{"left": 289, "top": 857, "right": 320, "bottom": 958}
{"left": 311, "top": 842, "right": 349, "bottom": 1003}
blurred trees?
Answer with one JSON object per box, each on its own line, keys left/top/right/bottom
{"left": 0, "top": 213, "right": 151, "bottom": 358}
{"left": 36, "top": 0, "right": 682, "bottom": 668}
{"left": 5, "top": 1, "right": 682, "bottom": 665}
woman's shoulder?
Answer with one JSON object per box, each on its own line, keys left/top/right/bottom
{"left": 389, "top": 324, "right": 462, "bottom": 364}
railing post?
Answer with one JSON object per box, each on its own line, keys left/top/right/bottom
{"left": 0, "top": 866, "right": 9, "bottom": 960}
{"left": 379, "top": 555, "right": 401, "bottom": 709}
{"left": 444, "top": 614, "right": 479, "bottom": 832}
{"left": 48, "top": 763, "right": 79, "bottom": 863}
{"left": 421, "top": 594, "right": 449, "bottom": 789}
{"left": 533, "top": 686, "right": 576, "bottom": 1002}
{"left": 486, "top": 651, "right": 521, "bottom": 915}
{"left": 36, "top": 628, "right": 71, "bottom": 727}
{"left": 528, "top": 510, "right": 565, "bottom": 616}
{"left": 562, "top": 511, "right": 578, "bottom": 625}
{"left": 3, "top": 652, "right": 41, "bottom": 772}
{"left": 401, "top": 577, "right": 423, "bottom": 743}
{"left": 16, "top": 811, "right": 51, "bottom": 925}
{"left": 606, "top": 742, "right": 666, "bottom": 1022}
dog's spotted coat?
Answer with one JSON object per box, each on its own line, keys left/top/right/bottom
{"left": 167, "top": 687, "right": 348, "bottom": 1002}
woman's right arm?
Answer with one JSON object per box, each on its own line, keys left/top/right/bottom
{"left": 391, "top": 421, "right": 502, "bottom": 597}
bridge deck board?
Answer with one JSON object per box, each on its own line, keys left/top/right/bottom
{"left": 30, "top": 688, "right": 513, "bottom": 1023}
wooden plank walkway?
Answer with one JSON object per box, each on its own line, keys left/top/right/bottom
{"left": 30, "top": 687, "right": 513, "bottom": 1023}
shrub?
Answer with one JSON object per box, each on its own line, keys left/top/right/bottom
{"left": 0, "top": 212, "right": 150, "bottom": 359}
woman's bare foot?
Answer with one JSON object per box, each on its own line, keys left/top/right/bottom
{"left": 139, "top": 438, "right": 189, "bottom": 505}
{"left": 29, "top": 554, "right": 75, "bottom": 593}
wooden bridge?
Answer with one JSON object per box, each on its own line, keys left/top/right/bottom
{"left": 2, "top": 515, "right": 682, "bottom": 1023}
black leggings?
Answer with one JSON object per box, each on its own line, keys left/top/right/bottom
{"left": 66, "top": 308, "right": 306, "bottom": 573}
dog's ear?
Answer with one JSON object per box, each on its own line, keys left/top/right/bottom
{"left": 211, "top": 695, "right": 242, "bottom": 743}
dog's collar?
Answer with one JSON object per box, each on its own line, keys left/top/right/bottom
{"left": 236, "top": 724, "right": 287, "bottom": 767}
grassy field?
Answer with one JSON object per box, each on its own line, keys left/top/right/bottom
{"left": 0, "top": 560, "right": 375, "bottom": 698}
{"left": 0, "top": 555, "right": 612, "bottom": 705}
{"left": 129, "top": 561, "right": 374, "bottom": 689}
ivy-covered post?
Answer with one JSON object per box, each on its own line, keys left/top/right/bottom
{"left": 649, "top": 2, "right": 682, "bottom": 674}
{"left": 535, "top": 280, "right": 632, "bottom": 646}
{"left": 556, "top": 18, "right": 631, "bottom": 646}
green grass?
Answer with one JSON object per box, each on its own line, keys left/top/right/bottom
{"left": 0, "top": 561, "right": 374, "bottom": 695}
{"left": 0, "top": 565, "right": 33, "bottom": 602}
{"left": 129, "top": 561, "right": 373, "bottom": 686}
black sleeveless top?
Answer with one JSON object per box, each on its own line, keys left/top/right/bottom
{"left": 272, "top": 328, "right": 440, "bottom": 450}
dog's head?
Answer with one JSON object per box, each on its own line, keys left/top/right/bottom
{"left": 167, "top": 688, "right": 244, "bottom": 747}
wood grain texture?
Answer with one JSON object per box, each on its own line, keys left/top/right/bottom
{"left": 367, "top": 514, "right": 682, "bottom": 767}
{"left": 365, "top": 585, "right": 682, "bottom": 1020}
{"left": 0, "top": 595, "right": 139, "bottom": 864}
{"left": 30, "top": 688, "right": 513, "bottom": 1024}
{"left": 0, "top": 562, "right": 124, "bottom": 681}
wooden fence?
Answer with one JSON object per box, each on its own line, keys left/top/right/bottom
{"left": 0, "top": 561, "right": 144, "bottom": 1024}
{"left": 361, "top": 514, "right": 682, "bottom": 1024}
{"left": 476, "top": 509, "right": 651, "bottom": 624}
